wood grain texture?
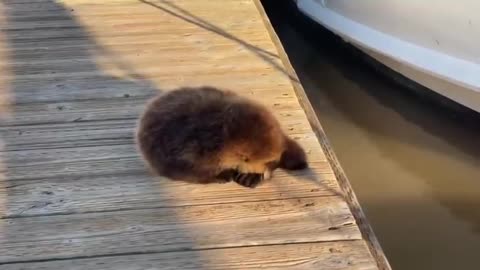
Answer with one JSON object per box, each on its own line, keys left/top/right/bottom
{"left": 1, "top": 139, "right": 334, "bottom": 217}
{"left": 1, "top": 241, "right": 378, "bottom": 270}
{"left": 0, "top": 122, "right": 322, "bottom": 153}
{"left": 0, "top": 197, "right": 360, "bottom": 263}
{"left": 0, "top": 0, "right": 385, "bottom": 268}
{"left": 1, "top": 76, "right": 291, "bottom": 104}
{"left": 2, "top": 173, "right": 339, "bottom": 218}
{"left": 2, "top": 96, "right": 312, "bottom": 127}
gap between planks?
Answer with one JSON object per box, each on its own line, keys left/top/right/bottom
{"left": 0, "top": 241, "right": 378, "bottom": 270}
{"left": 0, "top": 196, "right": 360, "bottom": 264}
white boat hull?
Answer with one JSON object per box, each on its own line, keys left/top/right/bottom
{"left": 294, "top": 0, "right": 480, "bottom": 113}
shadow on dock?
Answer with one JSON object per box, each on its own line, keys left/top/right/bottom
{"left": 0, "top": 0, "right": 208, "bottom": 267}
{"left": 139, "top": 0, "right": 299, "bottom": 83}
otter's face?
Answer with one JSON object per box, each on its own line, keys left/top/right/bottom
{"left": 220, "top": 100, "right": 287, "bottom": 181}
{"left": 220, "top": 131, "right": 285, "bottom": 180}
{"left": 235, "top": 154, "right": 281, "bottom": 180}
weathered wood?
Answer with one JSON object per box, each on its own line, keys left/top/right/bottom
{"left": 2, "top": 142, "right": 323, "bottom": 168}
{"left": 1, "top": 140, "right": 333, "bottom": 217}
{"left": 0, "top": 0, "right": 387, "bottom": 268}
{"left": 2, "top": 96, "right": 310, "bottom": 126}
{"left": 0, "top": 197, "right": 359, "bottom": 263}
{"left": 2, "top": 23, "right": 264, "bottom": 40}
{"left": 1, "top": 40, "right": 281, "bottom": 70}
{"left": 0, "top": 33, "right": 271, "bottom": 52}
{"left": 2, "top": 75, "right": 291, "bottom": 104}
{"left": 2, "top": 171, "right": 338, "bottom": 218}
{"left": 0, "top": 241, "right": 378, "bottom": 270}
{"left": 3, "top": 12, "right": 259, "bottom": 26}
{"left": 5, "top": 156, "right": 329, "bottom": 182}
{"left": 1, "top": 61, "right": 279, "bottom": 79}
{"left": 0, "top": 119, "right": 134, "bottom": 151}
{"left": 0, "top": 120, "right": 321, "bottom": 151}
{"left": 3, "top": 141, "right": 325, "bottom": 172}
{"left": 3, "top": 42, "right": 271, "bottom": 64}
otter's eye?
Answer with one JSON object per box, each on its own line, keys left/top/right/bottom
{"left": 243, "top": 157, "right": 249, "bottom": 162}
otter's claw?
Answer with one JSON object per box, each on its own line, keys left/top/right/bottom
{"left": 233, "top": 172, "right": 263, "bottom": 188}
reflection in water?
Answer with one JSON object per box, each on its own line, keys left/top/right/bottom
{"left": 264, "top": 1, "right": 480, "bottom": 270}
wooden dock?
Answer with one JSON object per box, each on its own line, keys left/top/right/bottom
{"left": 0, "top": 0, "right": 390, "bottom": 269}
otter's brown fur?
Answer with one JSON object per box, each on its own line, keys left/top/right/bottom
{"left": 136, "top": 86, "right": 307, "bottom": 188}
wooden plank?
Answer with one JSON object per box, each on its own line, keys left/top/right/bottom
{"left": 0, "top": 0, "right": 290, "bottom": 88}
{"left": 1, "top": 17, "right": 262, "bottom": 33}
{"left": 1, "top": 32, "right": 270, "bottom": 50}
{"left": 1, "top": 32, "right": 271, "bottom": 51}
{"left": 2, "top": 2, "right": 272, "bottom": 45}
{"left": 0, "top": 119, "right": 321, "bottom": 151}
{"left": 3, "top": 137, "right": 325, "bottom": 168}
{"left": 2, "top": 169, "right": 338, "bottom": 218}
{"left": 3, "top": 149, "right": 326, "bottom": 181}
{"left": 1, "top": 10, "right": 264, "bottom": 29}
{"left": 2, "top": 51, "right": 278, "bottom": 72}
{"left": 1, "top": 137, "right": 332, "bottom": 217}
{"left": 2, "top": 74, "right": 291, "bottom": 104}
{"left": 2, "top": 11, "right": 260, "bottom": 25}
{"left": 0, "top": 65, "right": 284, "bottom": 82}
{"left": 1, "top": 0, "right": 251, "bottom": 9}
{"left": 0, "top": 241, "right": 378, "bottom": 270}
{"left": 0, "top": 197, "right": 360, "bottom": 263}
{"left": 3, "top": 42, "right": 272, "bottom": 62}
{"left": 4, "top": 155, "right": 328, "bottom": 182}
{"left": 253, "top": 1, "right": 391, "bottom": 269}
{"left": 2, "top": 91, "right": 308, "bottom": 126}
{"left": 0, "top": 119, "right": 134, "bottom": 151}
{"left": 4, "top": 103, "right": 308, "bottom": 127}
{"left": 0, "top": 59, "right": 279, "bottom": 79}
{"left": 1, "top": 139, "right": 333, "bottom": 217}
{"left": 3, "top": 29, "right": 271, "bottom": 50}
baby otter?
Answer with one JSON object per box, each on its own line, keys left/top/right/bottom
{"left": 135, "top": 86, "right": 307, "bottom": 188}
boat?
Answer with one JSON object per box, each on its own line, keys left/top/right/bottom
{"left": 292, "top": 0, "right": 480, "bottom": 114}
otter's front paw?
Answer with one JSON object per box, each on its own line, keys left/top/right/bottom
{"left": 215, "top": 169, "right": 236, "bottom": 183}
{"left": 233, "top": 173, "right": 263, "bottom": 188}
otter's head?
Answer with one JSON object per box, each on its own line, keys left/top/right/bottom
{"left": 220, "top": 99, "right": 288, "bottom": 180}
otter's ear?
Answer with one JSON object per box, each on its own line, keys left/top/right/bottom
{"left": 279, "top": 137, "right": 308, "bottom": 170}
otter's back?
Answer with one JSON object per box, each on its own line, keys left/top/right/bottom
{"left": 137, "top": 87, "right": 233, "bottom": 168}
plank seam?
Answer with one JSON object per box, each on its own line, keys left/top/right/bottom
{"left": 1, "top": 194, "right": 340, "bottom": 220}
{"left": 0, "top": 239, "right": 364, "bottom": 266}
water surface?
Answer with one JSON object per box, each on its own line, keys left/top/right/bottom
{"left": 264, "top": 2, "right": 480, "bottom": 269}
